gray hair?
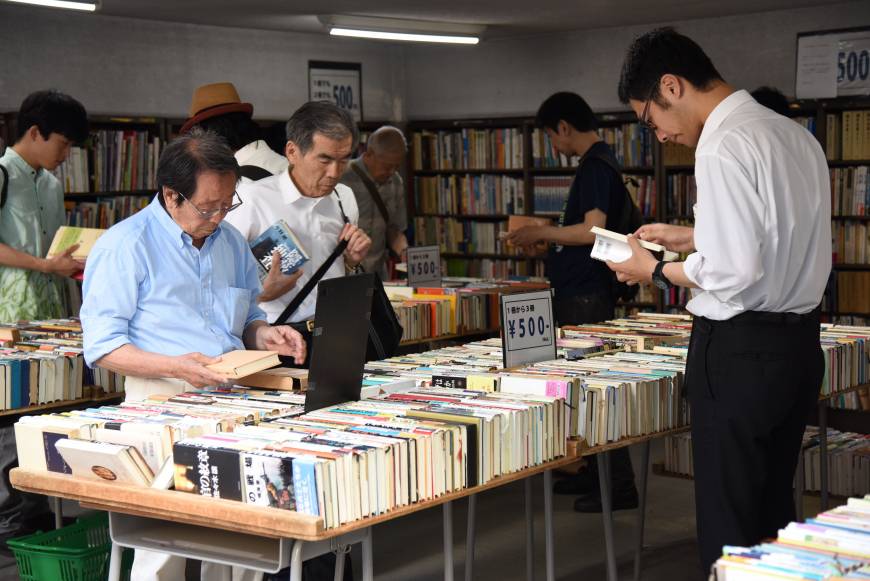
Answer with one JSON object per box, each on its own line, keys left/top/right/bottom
{"left": 285, "top": 101, "right": 358, "bottom": 154}
{"left": 157, "top": 127, "right": 240, "bottom": 206}
{"left": 367, "top": 125, "right": 407, "bottom": 155}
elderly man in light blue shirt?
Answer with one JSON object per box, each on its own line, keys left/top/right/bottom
{"left": 81, "top": 129, "right": 306, "bottom": 581}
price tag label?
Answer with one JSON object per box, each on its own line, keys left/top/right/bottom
{"left": 500, "top": 290, "right": 556, "bottom": 368}
{"left": 407, "top": 245, "right": 442, "bottom": 287}
{"left": 838, "top": 36, "right": 870, "bottom": 95}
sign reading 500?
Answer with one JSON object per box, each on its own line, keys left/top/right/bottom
{"left": 838, "top": 37, "right": 870, "bottom": 93}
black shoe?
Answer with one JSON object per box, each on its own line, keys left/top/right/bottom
{"left": 553, "top": 469, "right": 597, "bottom": 495}
{"left": 573, "top": 488, "right": 639, "bottom": 513}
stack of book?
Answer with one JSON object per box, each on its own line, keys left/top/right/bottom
{"left": 444, "top": 258, "right": 541, "bottom": 279}
{"left": 831, "top": 166, "right": 869, "bottom": 217}
{"left": 819, "top": 324, "right": 870, "bottom": 399}
{"left": 0, "top": 319, "right": 125, "bottom": 409}
{"left": 412, "top": 217, "right": 513, "bottom": 255}
{"left": 665, "top": 174, "right": 697, "bottom": 217}
{"left": 661, "top": 431, "right": 694, "bottom": 477}
{"left": 802, "top": 427, "right": 870, "bottom": 498}
{"left": 414, "top": 175, "right": 524, "bottom": 215}
{"left": 412, "top": 128, "right": 524, "bottom": 170}
{"left": 714, "top": 496, "right": 870, "bottom": 579}
{"left": 64, "top": 195, "right": 152, "bottom": 228}
{"left": 384, "top": 289, "right": 457, "bottom": 342}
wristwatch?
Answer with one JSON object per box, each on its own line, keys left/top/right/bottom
{"left": 652, "top": 261, "right": 674, "bottom": 290}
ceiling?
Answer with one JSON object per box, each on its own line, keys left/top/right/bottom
{"left": 93, "top": 0, "right": 847, "bottom": 39}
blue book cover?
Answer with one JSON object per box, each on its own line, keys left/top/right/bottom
{"left": 9, "top": 360, "right": 22, "bottom": 409}
{"left": 249, "top": 220, "right": 310, "bottom": 279}
{"left": 291, "top": 457, "right": 320, "bottom": 516}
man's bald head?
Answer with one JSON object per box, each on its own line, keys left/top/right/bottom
{"left": 362, "top": 126, "right": 407, "bottom": 183}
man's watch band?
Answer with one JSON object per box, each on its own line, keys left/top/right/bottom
{"left": 652, "top": 261, "right": 674, "bottom": 290}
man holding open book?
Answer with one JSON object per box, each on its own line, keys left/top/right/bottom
{"left": 609, "top": 28, "right": 830, "bottom": 574}
{"left": 80, "top": 128, "right": 307, "bottom": 581}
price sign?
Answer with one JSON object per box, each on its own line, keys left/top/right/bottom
{"left": 407, "top": 245, "right": 442, "bottom": 287}
{"left": 500, "top": 290, "right": 556, "bottom": 368}
{"left": 838, "top": 36, "right": 870, "bottom": 95}
{"left": 308, "top": 61, "right": 363, "bottom": 122}
{"left": 796, "top": 28, "right": 870, "bottom": 98}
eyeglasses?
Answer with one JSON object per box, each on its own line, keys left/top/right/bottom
{"left": 639, "top": 80, "right": 660, "bottom": 131}
{"left": 174, "top": 189, "right": 243, "bottom": 218}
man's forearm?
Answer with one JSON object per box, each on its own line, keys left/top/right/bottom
{"left": 96, "top": 343, "right": 178, "bottom": 378}
{"left": 540, "top": 223, "right": 597, "bottom": 246}
{"left": 243, "top": 320, "right": 267, "bottom": 350}
{"left": 663, "top": 262, "right": 699, "bottom": 289}
{"left": 0, "top": 243, "right": 44, "bottom": 272}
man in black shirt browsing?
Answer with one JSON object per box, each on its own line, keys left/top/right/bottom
{"left": 505, "top": 92, "right": 638, "bottom": 513}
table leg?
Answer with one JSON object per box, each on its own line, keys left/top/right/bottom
{"left": 444, "top": 501, "right": 454, "bottom": 581}
{"left": 819, "top": 401, "right": 828, "bottom": 510}
{"left": 543, "top": 470, "right": 555, "bottom": 581}
{"left": 334, "top": 546, "right": 346, "bottom": 581}
{"left": 795, "top": 446, "right": 805, "bottom": 522}
{"left": 106, "top": 542, "right": 123, "bottom": 581}
{"left": 361, "top": 527, "right": 374, "bottom": 581}
{"left": 524, "top": 479, "right": 535, "bottom": 581}
{"left": 634, "top": 441, "right": 650, "bottom": 581}
{"left": 599, "top": 452, "right": 617, "bottom": 581}
{"left": 290, "top": 541, "right": 304, "bottom": 581}
{"left": 51, "top": 497, "right": 63, "bottom": 530}
{"left": 465, "top": 494, "right": 477, "bottom": 581}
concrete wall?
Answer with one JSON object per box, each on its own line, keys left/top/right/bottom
{"left": 0, "top": 4, "right": 405, "bottom": 121}
{"left": 402, "top": 0, "right": 870, "bottom": 119}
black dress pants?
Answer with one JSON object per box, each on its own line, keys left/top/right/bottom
{"left": 686, "top": 310, "right": 823, "bottom": 574}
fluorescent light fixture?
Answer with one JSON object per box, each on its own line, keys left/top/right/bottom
{"left": 320, "top": 15, "right": 484, "bottom": 45}
{"left": 2, "top": 0, "right": 97, "bottom": 11}
{"left": 330, "top": 27, "right": 479, "bottom": 44}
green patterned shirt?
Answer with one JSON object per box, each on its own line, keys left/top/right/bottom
{"left": 0, "top": 148, "right": 66, "bottom": 322}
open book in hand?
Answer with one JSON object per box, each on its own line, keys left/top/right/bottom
{"left": 249, "top": 220, "right": 310, "bottom": 280}
{"left": 46, "top": 226, "right": 106, "bottom": 281}
{"left": 590, "top": 226, "right": 679, "bottom": 263}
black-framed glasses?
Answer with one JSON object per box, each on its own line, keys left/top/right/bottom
{"left": 639, "top": 80, "right": 660, "bottom": 131}
{"left": 175, "top": 189, "right": 243, "bottom": 218}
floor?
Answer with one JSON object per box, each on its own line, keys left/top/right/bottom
{"left": 0, "top": 441, "right": 833, "bottom": 581}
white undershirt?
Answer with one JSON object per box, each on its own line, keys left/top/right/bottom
{"left": 682, "top": 90, "right": 831, "bottom": 321}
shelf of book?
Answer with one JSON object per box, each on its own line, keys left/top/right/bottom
{"left": 832, "top": 215, "right": 870, "bottom": 220}
{"left": 414, "top": 168, "right": 525, "bottom": 176}
{"left": 64, "top": 189, "right": 154, "bottom": 198}
{"left": 441, "top": 252, "right": 524, "bottom": 260}
{"left": 832, "top": 264, "right": 870, "bottom": 270}
{"left": 416, "top": 213, "right": 510, "bottom": 220}
{"left": 0, "top": 390, "right": 123, "bottom": 419}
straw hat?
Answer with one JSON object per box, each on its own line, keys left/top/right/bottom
{"left": 180, "top": 82, "right": 253, "bottom": 134}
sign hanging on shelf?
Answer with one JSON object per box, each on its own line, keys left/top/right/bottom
{"left": 796, "top": 27, "right": 870, "bottom": 99}
{"left": 308, "top": 61, "right": 363, "bottom": 122}
{"left": 406, "top": 245, "right": 442, "bottom": 287}
{"left": 500, "top": 290, "right": 556, "bottom": 368}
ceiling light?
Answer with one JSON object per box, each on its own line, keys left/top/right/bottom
{"left": 320, "top": 15, "right": 484, "bottom": 45}
{"left": 2, "top": 0, "right": 97, "bottom": 11}
{"left": 330, "top": 28, "right": 479, "bottom": 45}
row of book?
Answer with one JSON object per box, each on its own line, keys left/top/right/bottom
{"left": 52, "top": 130, "right": 162, "bottom": 193}
{"left": 414, "top": 175, "right": 525, "bottom": 215}
{"left": 831, "top": 166, "right": 870, "bottom": 217}
{"left": 835, "top": 109, "right": 870, "bottom": 161}
{"left": 444, "top": 258, "right": 544, "bottom": 279}
{"left": 832, "top": 220, "right": 870, "bottom": 265}
{"left": 628, "top": 175, "right": 657, "bottom": 219}
{"left": 530, "top": 125, "right": 655, "bottom": 169}
{"left": 64, "top": 195, "right": 151, "bottom": 229}
{"left": 662, "top": 142, "right": 695, "bottom": 166}
{"left": 532, "top": 175, "right": 571, "bottom": 214}
{"left": 715, "top": 494, "right": 870, "bottom": 579}
{"left": 412, "top": 217, "right": 516, "bottom": 255}
{"left": 793, "top": 115, "right": 816, "bottom": 136}
{"left": 665, "top": 174, "right": 697, "bottom": 217}
{"left": 832, "top": 272, "right": 870, "bottom": 314}
{"left": 0, "top": 319, "right": 126, "bottom": 410}
{"left": 16, "top": 383, "right": 566, "bottom": 529}
{"left": 412, "top": 128, "right": 524, "bottom": 170}
{"left": 662, "top": 428, "right": 870, "bottom": 499}
{"left": 819, "top": 324, "right": 870, "bottom": 399}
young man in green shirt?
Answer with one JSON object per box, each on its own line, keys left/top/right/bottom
{"left": 0, "top": 90, "right": 89, "bottom": 322}
{"left": 0, "top": 89, "right": 88, "bottom": 544}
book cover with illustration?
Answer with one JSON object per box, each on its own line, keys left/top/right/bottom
{"left": 249, "top": 220, "right": 310, "bottom": 279}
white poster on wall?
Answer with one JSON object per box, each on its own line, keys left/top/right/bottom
{"left": 308, "top": 61, "right": 363, "bottom": 122}
{"left": 796, "top": 28, "right": 870, "bottom": 99}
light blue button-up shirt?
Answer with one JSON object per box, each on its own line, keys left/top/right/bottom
{"left": 81, "top": 197, "right": 266, "bottom": 366}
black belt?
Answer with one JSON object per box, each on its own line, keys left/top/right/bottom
{"left": 696, "top": 306, "right": 821, "bottom": 329}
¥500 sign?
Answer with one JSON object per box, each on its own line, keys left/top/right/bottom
{"left": 500, "top": 290, "right": 556, "bottom": 368}
{"left": 309, "top": 61, "right": 363, "bottom": 122}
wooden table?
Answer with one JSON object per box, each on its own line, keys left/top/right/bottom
{"left": 12, "top": 425, "right": 691, "bottom": 581}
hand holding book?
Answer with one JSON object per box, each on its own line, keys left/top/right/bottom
{"left": 260, "top": 249, "right": 304, "bottom": 302}
{"left": 635, "top": 223, "right": 695, "bottom": 253}
{"left": 41, "top": 244, "right": 86, "bottom": 278}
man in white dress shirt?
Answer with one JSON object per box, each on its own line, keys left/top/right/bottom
{"left": 225, "top": 101, "right": 372, "bottom": 364}
{"left": 609, "top": 28, "right": 830, "bottom": 574}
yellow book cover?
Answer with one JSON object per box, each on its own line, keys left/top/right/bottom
{"left": 46, "top": 226, "right": 106, "bottom": 260}
{"left": 206, "top": 350, "right": 280, "bottom": 379}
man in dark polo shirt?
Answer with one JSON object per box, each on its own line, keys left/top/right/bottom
{"left": 505, "top": 92, "right": 638, "bottom": 512}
